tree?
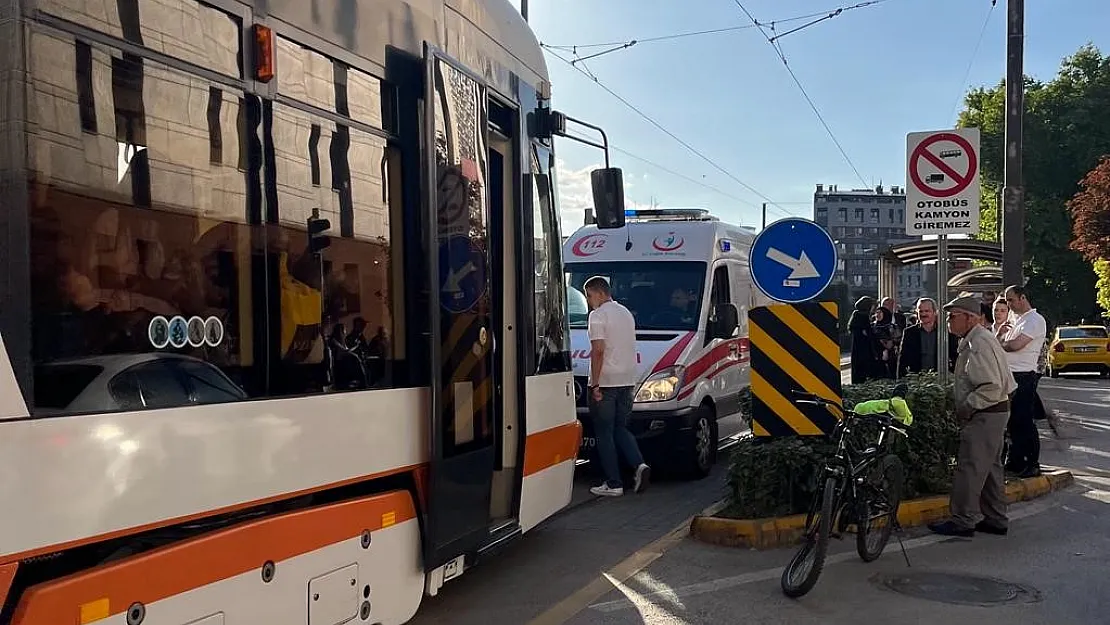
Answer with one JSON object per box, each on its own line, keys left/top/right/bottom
{"left": 1094, "top": 260, "right": 1110, "bottom": 318}
{"left": 1069, "top": 157, "right": 1110, "bottom": 317}
{"left": 958, "top": 44, "right": 1110, "bottom": 324}
{"left": 1069, "top": 157, "right": 1110, "bottom": 260}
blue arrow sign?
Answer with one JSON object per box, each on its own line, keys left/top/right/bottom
{"left": 438, "top": 235, "right": 488, "bottom": 313}
{"left": 750, "top": 217, "right": 838, "bottom": 304}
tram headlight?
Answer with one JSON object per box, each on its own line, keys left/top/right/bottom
{"left": 635, "top": 366, "right": 685, "bottom": 403}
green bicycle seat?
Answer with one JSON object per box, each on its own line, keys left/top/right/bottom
{"left": 852, "top": 397, "right": 913, "bottom": 426}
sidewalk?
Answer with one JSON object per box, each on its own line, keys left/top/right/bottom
{"left": 569, "top": 374, "right": 1110, "bottom": 624}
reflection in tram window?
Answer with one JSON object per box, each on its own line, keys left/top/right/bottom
{"left": 22, "top": 28, "right": 405, "bottom": 416}
{"left": 531, "top": 145, "right": 569, "bottom": 373}
{"left": 268, "top": 103, "right": 396, "bottom": 395}
{"left": 26, "top": 30, "right": 256, "bottom": 414}
{"left": 276, "top": 36, "right": 387, "bottom": 131}
{"left": 37, "top": 0, "right": 243, "bottom": 78}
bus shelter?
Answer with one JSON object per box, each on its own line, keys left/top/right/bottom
{"left": 877, "top": 240, "right": 1003, "bottom": 303}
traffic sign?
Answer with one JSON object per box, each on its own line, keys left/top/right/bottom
{"left": 906, "top": 128, "right": 981, "bottom": 236}
{"left": 750, "top": 217, "right": 838, "bottom": 304}
{"left": 438, "top": 235, "right": 487, "bottom": 313}
{"left": 750, "top": 302, "right": 842, "bottom": 436}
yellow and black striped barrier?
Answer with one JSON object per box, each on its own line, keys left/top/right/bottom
{"left": 750, "top": 301, "right": 842, "bottom": 436}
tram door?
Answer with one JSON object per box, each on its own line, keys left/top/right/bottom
{"left": 422, "top": 48, "right": 501, "bottom": 569}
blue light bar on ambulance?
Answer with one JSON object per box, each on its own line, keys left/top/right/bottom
{"left": 719, "top": 239, "right": 732, "bottom": 252}
{"left": 622, "top": 208, "right": 717, "bottom": 222}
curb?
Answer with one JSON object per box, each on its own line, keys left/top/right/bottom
{"left": 690, "top": 469, "right": 1074, "bottom": 550}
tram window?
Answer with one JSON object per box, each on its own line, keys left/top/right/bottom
{"left": 24, "top": 31, "right": 257, "bottom": 415}
{"left": 38, "top": 0, "right": 243, "bottom": 79}
{"left": 531, "top": 144, "right": 568, "bottom": 373}
{"left": 276, "top": 37, "right": 387, "bottom": 131}
{"left": 267, "top": 103, "right": 399, "bottom": 395}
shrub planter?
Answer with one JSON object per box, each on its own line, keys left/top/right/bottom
{"left": 691, "top": 469, "right": 1074, "bottom": 549}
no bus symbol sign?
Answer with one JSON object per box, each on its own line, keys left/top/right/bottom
{"left": 905, "top": 128, "right": 981, "bottom": 237}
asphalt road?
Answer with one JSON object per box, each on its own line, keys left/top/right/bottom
{"left": 410, "top": 366, "right": 1110, "bottom": 624}
{"left": 569, "top": 374, "right": 1110, "bottom": 624}
{"left": 408, "top": 369, "right": 848, "bottom": 624}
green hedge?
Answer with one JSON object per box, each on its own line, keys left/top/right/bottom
{"left": 724, "top": 373, "right": 957, "bottom": 519}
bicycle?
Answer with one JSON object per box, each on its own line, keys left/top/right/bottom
{"left": 780, "top": 387, "right": 912, "bottom": 598}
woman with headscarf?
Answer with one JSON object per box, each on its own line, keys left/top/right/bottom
{"left": 871, "top": 306, "right": 898, "bottom": 379}
{"left": 849, "top": 296, "right": 879, "bottom": 383}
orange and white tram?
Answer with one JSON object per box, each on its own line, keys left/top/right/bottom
{"left": 0, "top": 0, "right": 592, "bottom": 622}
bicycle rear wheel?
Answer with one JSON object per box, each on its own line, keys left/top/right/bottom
{"left": 781, "top": 476, "right": 837, "bottom": 598}
{"left": 856, "top": 454, "right": 905, "bottom": 562}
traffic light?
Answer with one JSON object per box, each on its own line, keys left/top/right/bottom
{"left": 307, "top": 212, "right": 331, "bottom": 255}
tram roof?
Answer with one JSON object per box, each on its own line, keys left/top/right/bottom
{"left": 251, "top": 0, "right": 548, "bottom": 93}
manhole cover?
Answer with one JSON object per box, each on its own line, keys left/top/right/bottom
{"left": 875, "top": 571, "right": 1042, "bottom": 607}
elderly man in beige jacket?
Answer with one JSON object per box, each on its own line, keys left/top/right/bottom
{"left": 928, "top": 296, "right": 1018, "bottom": 537}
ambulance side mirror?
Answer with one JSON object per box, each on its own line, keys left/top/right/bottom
{"left": 590, "top": 167, "right": 626, "bottom": 229}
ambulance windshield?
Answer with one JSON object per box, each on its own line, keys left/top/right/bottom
{"left": 565, "top": 261, "right": 707, "bottom": 331}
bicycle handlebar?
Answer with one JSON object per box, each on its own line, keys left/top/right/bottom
{"left": 790, "top": 389, "right": 908, "bottom": 436}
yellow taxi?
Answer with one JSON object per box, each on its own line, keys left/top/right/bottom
{"left": 1047, "top": 325, "right": 1110, "bottom": 378}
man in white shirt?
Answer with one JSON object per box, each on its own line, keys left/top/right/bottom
{"left": 583, "top": 276, "right": 650, "bottom": 497}
{"left": 998, "top": 285, "right": 1047, "bottom": 478}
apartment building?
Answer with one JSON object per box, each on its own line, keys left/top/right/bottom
{"left": 813, "top": 183, "right": 928, "bottom": 308}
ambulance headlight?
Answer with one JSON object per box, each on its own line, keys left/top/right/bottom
{"left": 635, "top": 366, "right": 685, "bottom": 403}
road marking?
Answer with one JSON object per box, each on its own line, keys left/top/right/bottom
{"left": 525, "top": 499, "right": 728, "bottom": 625}
{"left": 588, "top": 494, "right": 1063, "bottom": 614}
{"left": 1067, "top": 444, "right": 1110, "bottom": 460}
{"left": 1049, "top": 397, "right": 1109, "bottom": 409}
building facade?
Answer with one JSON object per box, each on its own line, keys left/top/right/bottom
{"left": 813, "top": 183, "right": 928, "bottom": 309}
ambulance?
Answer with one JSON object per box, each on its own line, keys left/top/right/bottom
{"left": 563, "top": 208, "right": 773, "bottom": 478}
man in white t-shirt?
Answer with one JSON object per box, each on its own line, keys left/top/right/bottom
{"left": 998, "top": 285, "right": 1047, "bottom": 477}
{"left": 583, "top": 276, "right": 650, "bottom": 497}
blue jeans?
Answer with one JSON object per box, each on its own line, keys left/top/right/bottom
{"left": 591, "top": 386, "right": 645, "bottom": 488}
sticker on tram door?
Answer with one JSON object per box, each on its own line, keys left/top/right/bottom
{"left": 168, "top": 316, "right": 189, "bottom": 349}
{"left": 148, "top": 315, "right": 170, "bottom": 349}
{"left": 204, "top": 316, "right": 224, "bottom": 347}
{"left": 187, "top": 316, "right": 206, "bottom": 348}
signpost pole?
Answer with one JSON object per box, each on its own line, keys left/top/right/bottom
{"left": 936, "top": 235, "right": 949, "bottom": 384}
{"left": 1002, "top": 0, "right": 1025, "bottom": 287}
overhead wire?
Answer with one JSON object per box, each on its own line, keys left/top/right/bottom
{"left": 544, "top": 0, "right": 899, "bottom": 52}
{"left": 609, "top": 146, "right": 758, "bottom": 207}
{"left": 543, "top": 46, "right": 794, "bottom": 217}
{"left": 554, "top": 127, "right": 766, "bottom": 208}
{"left": 731, "top": 0, "right": 870, "bottom": 188}
{"left": 949, "top": 0, "right": 997, "bottom": 125}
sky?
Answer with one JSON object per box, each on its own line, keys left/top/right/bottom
{"left": 503, "top": 0, "right": 1110, "bottom": 232}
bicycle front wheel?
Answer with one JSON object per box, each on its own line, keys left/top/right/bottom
{"left": 781, "top": 476, "right": 837, "bottom": 598}
{"left": 856, "top": 454, "right": 905, "bottom": 562}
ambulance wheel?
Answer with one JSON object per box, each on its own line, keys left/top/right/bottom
{"left": 684, "top": 405, "right": 717, "bottom": 480}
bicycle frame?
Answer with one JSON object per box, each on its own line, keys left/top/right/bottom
{"left": 798, "top": 396, "right": 907, "bottom": 535}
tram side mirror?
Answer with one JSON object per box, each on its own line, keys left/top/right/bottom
{"left": 711, "top": 303, "right": 739, "bottom": 339}
{"left": 590, "top": 167, "right": 626, "bottom": 229}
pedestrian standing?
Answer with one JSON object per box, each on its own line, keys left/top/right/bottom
{"left": 928, "top": 296, "right": 1017, "bottom": 537}
{"left": 583, "top": 276, "right": 650, "bottom": 497}
{"left": 997, "top": 285, "right": 1047, "bottom": 478}
{"left": 897, "top": 297, "right": 959, "bottom": 378}
{"left": 849, "top": 296, "right": 879, "bottom": 384}
{"left": 881, "top": 297, "right": 908, "bottom": 331}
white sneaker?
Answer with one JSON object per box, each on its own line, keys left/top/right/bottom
{"left": 633, "top": 464, "right": 651, "bottom": 494}
{"left": 590, "top": 484, "right": 624, "bottom": 497}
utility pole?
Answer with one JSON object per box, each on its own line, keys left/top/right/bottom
{"left": 1001, "top": 0, "right": 1025, "bottom": 287}
{"left": 521, "top": 0, "right": 528, "bottom": 21}
{"left": 762, "top": 202, "right": 767, "bottom": 229}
